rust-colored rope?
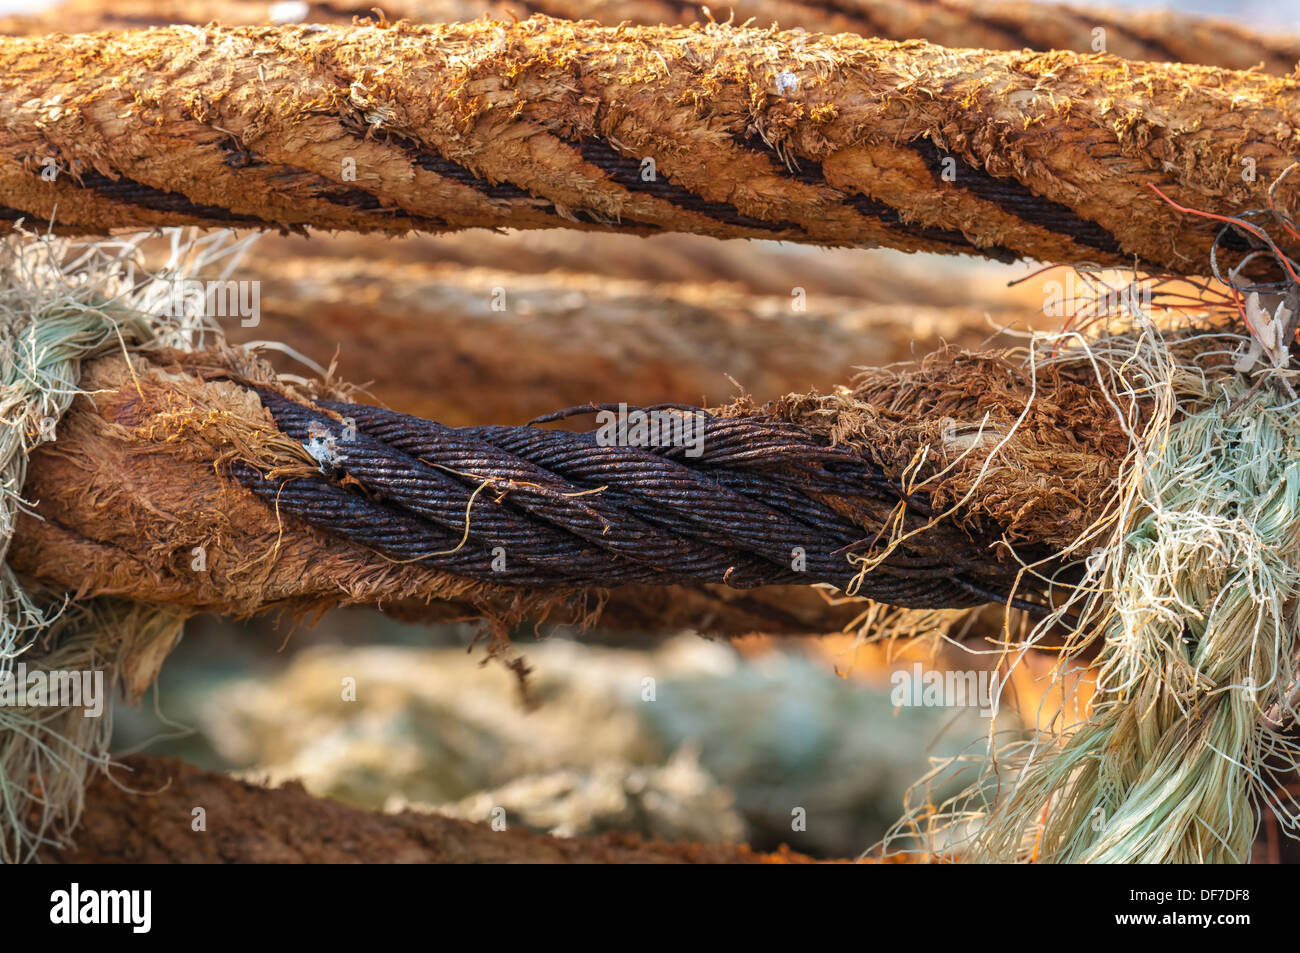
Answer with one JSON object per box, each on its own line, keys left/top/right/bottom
{"left": 40, "top": 755, "right": 830, "bottom": 863}
{"left": 4, "top": 0, "right": 1297, "bottom": 76}
{"left": 1, "top": 20, "right": 1297, "bottom": 274}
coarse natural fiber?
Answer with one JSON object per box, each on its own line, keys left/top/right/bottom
{"left": 0, "top": 227, "right": 252, "bottom": 862}
{"left": 880, "top": 290, "right": 1300, "bottom": 862}
{"left": 5, "top": 0, "right": 1297, "bottom": 77}
{"left": 2, "top": 19, "right": 1298, "bottom": 274}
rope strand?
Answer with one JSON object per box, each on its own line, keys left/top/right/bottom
{"left": 1, "top": 20, "right": 1296, "bottom": 274}
{"left": 5, "top": 0, "right": 1297, "bottom": 76}
{"left": 237, "top": 389, "right": 1030, "bottom": 607}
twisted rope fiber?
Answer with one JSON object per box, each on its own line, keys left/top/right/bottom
{"left": 6, "top": 0, "right": 1298, "bottom": 76}
{"left": 1, "top": 21, "right": 1297, "bottom": 275}
{"left": 235, "top": 389, "right": 1037, "bottom": 609}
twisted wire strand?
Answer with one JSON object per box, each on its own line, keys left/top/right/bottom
{"left": 235, "top": 389, "right": 1040, "bottom": 609}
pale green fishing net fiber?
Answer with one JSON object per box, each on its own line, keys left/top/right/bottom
{"left": 997, "top": 380, "right": 1300, "bottom": 861}
{"left": 891, "top": 324, "right": 1300, "bottom": 863}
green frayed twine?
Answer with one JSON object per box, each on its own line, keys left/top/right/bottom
{"left": 999, "top": 375, "right": 1300, "bottom": 862}
{"left": 885, "top": 321, "right": 1300, "bottom": 863}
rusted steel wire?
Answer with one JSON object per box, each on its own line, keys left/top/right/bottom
{"left": 5, "top": 0, "right": 1297, "bottom": 77}
{"left": 1, "top": 20, "right": 1297, "bottom": 274}
{"left": 235, "top": 390, "right": 1032, "bottom": 609}
{"left": 13, "top": 349, "right": 1103, "bottom": 630}
{"left": 1, "top": 355, "right": 868, "bottom": 633}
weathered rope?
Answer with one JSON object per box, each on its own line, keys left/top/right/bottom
{"left": 0, "top": 228, "right": 247, "bottom": 863}
{"left": 13, "top": 335, "right": 1123, "bottom": 626}
{"left": 6, "top": 0, "right": 1298, "bottom": 76}
{"left": 882, "top": 323, "right": 1300, "bottom": 864}
{"left": 1, "top": 20, "right": 1297, "bottom": 274}
{"left": 235, "top": 389, "right": 1029, "bottom": 607}
{"left": 40, "top": 754, "right": 828, "bottom": 864}
{"left": 0, "top": 227, "right": 1063, "bottom": 864}
{"left": 15, "top": 225, "right": 1289, "bottom": 864}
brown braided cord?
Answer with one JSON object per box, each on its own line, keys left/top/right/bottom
{"left": 1, "top": 20, "right": 1297, "bottom": 274}
{"left": 4, "top": 0, "right": 1298, "bottom": 76}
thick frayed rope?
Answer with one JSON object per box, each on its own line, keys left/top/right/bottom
{"left": 0, "top": 227, "right": 249, "bottom": 862}
{"left": 884, "top": 308, "right": 1300, "bottom": 863}
{"left": 2, "top": 20, "right": 1298, "bottom": 275}
{"left": 995, "top": 372, "right": 1300, "bottom": 862}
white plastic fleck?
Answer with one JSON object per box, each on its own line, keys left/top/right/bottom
{"left": 305, "top": 422, "right": 346, "bottom": 472}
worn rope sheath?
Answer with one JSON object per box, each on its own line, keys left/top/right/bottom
{"left": 0, "top": 20, "right": 1296, "bottom": 275}
{"left": 5, "top": 0, "right": 1298, "bottom": 77}
{"left": 234, "top": 389, "right": 1032, "bottom": 608}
